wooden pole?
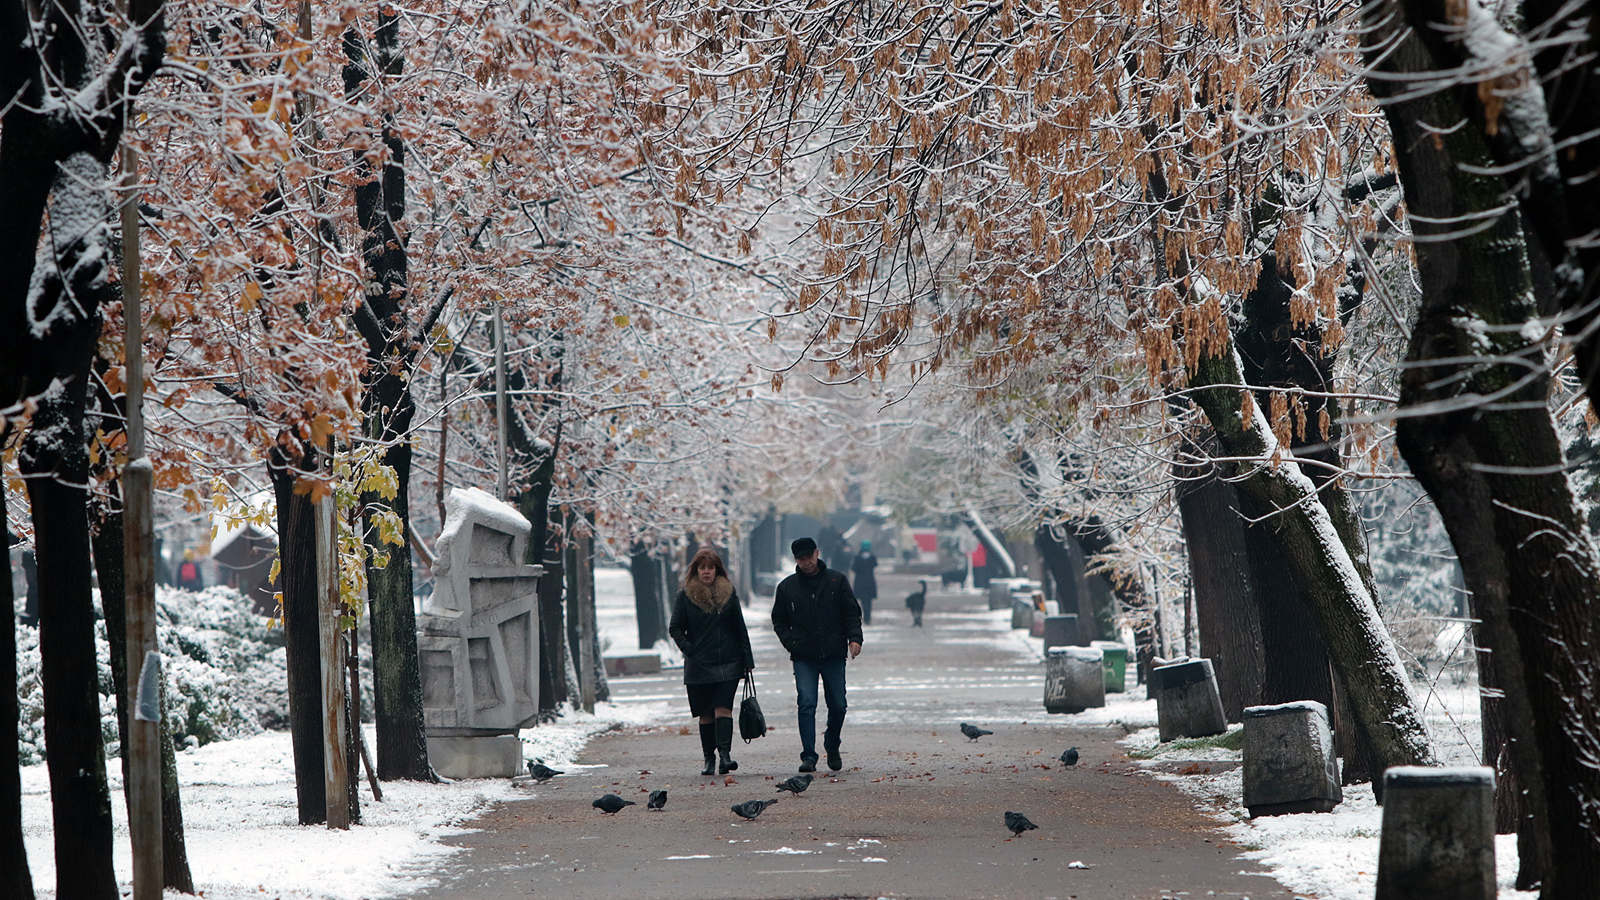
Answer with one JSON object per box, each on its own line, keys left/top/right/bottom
{"left": 493, "top": 309, "right": 508, "bottom": 501}
{"left": 315, "top": 493, "right": 351, "bottom": 829}
{"left": 576, "top": 531, "right": 596, "bottom": 714}
{"left": 120, "top": 144, "right": 163, "bottom": 900}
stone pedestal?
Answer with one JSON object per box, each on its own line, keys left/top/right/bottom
{"left": 1042, "top": 614, "right": 1080, "bottom": 651}
{"left": 1151, "top": 658, "right": 1227, "bottom": 741}
{"left": 1242, "top": 701, "right": 1342, "bottom": 816}
{"left": 1011, "top": 597, "right": 1033, "bottom": 629}
{"left": 1376, "top": 767, "right": 1495, "bottom": 900}
{"left": 1044, "top": 646, "right": 1105, "bottom": 713}
{"left": 426, "top": 735, "right": 524, "bottom": 780}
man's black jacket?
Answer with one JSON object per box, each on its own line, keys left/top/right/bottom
{"left": 771, "top": 561, "right": 864, "bottom": 660}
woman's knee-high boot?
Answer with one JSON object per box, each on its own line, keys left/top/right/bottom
{"left": 699, "top": 722, "right": 717, "bottom": 776}
{"left": 715, "top": 716, "right": 738, "bottom": 774}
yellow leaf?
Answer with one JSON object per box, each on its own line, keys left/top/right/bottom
{"left": 614, "top": 314, "right": 630, "bottom": 327}
{"left": 310, "top": 413, "right": 333, "bottom": 446}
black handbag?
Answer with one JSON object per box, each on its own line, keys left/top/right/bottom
{"left": 738, "top": 673, "right": 766, "bottom": 743}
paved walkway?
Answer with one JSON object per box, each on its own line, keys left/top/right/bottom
{"left": 407, "top": 571, "right": 1296, "bottom": 900}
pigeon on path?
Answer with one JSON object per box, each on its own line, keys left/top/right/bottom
{"left": 960, "top": 722, "right": 993, "bottom": 741}
{"left": 1060, "top": 747, "right": 1079, "bottom": 766}
{"left": 647, "top": 790, "right": 667, "bottom": 810}
{"left": 776, "top": 774, "right": 813, "bottom": 795}
{"left": 731, "top": 799, "right": 778, "bottom": 820}
{"left": 1004, "top": 811, "right": 1038, "bottom": 837}
{"left": 527, "top": 761, "right": 563, "bottom": 782}
{"left": 593, "top": 793, "right": 636, "bottom": 814}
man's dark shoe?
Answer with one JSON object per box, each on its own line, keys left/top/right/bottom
{"left": 798, "top": 755, "right": 818, "bottom": 773}
{"left": 826, "top": 747, "right": 842, "bottom": 771}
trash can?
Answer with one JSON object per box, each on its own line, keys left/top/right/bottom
{"left": 1090, "top": 640, "right": 1128, "bottom": 693}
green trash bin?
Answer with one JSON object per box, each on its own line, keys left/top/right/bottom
{"left": 1090, "top": 640, "right": 1127, "bottom": 692}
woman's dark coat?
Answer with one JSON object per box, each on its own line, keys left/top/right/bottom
{"left": 669, "top": 575, "right": 754, "bottom": 684}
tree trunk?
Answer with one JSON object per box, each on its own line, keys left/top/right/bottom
{"left": 1033, "top": 525, "right": 1082, "bottom": 621}
{"left": 1175, "top": 466, "right": 1264, "bottom": 721}
{"left": 343, "top": 9, "right": 435, "bottom": 785}
{"left": 1063, "top": 518, "right": 1154, "bottom": 670}
{"left": 518, "top": 438, "right": 568, "bottom": 717}
{"left": 24, "top": 395, "right": 119, "bottom": 900}
{"left": 1, "top": 484, "right": 35, "bottom": 900}
{"left": 537, "top": 547, "right": 567, "bottom": 715}
{"left": 269, "top": 451, "right": 327, "bottom": 825}
{"left": 564, "top": 532, "right": 610, "bottom": 705}
{"left": 1362, "top": 6, "right": 1600, "bottom": 886}
{"left": 1186, "top": 337, "right": 1437, "bottom": 774}
{"left": 631, "top": 543, "right": 666, "bottom": 649}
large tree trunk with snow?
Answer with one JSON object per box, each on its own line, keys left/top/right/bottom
{"left": 269, "top": 449, "right": 328, "bottom": 824}
{"left": 24, "top": 388, "right": 119, "bottom": 900}
{"left": 0, "top": 2, "right": 165, "bottom": 892}
{"left": 0, "top": 482, "right": 35, "bottom": 900}
{"left": 1186, "top": 335, "right": 1438, "bottom": 775}
{"left": 344, "top": 11, "right": 436, "bottom": 784}
{"left": 1362, "top": 4, "right": 1600, "bottom": 887}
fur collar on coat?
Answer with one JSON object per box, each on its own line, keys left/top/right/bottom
{"left": 685, "top": 575, "right": 734, "bottom": 612}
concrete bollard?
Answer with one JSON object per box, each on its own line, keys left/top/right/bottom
{"left": 1241, "top": 701, "right": 1342, "bottom": 816}
{"left": 988, "top": 578, "right": 1034, "bottom": 610}
{"left": 1150, "top": 658, "right": 1227, "bottom": 741}
{"left": 1042, "top": 614, "right": 1080, "bottom": 651}
{"left": 1044, "top": 646, "right": 1105, "bottom": 713}
{"left": 1011, "top": 597, "right": 1033, "bottom": 629}
{"left": 1376, "top": 766, "right": 1495, "bottom": 900}
{"left": 1089, "top": 640, "right": 1128, "bottom": 692}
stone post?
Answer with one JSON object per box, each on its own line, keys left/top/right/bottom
{"left": 1151, "top": 658, "right": 1227, "bottom": 741}
{"left": 1011, "top": 597, "right": 1033, "bottom": 629}
{"left": 1044, "top": 646, "right": 1105, "bottom": 713}
{"left": 1042, "top": 614, "right": 1080, "bottom": 651}
{"left": 989, "top": 577, "right": 1034, "bottom": 610}
{"left": 1376, "top": 767, "right": 1495, "bottom": 900}
{"left": 1242, "top": 701, "right": 1341, "bottom": 816}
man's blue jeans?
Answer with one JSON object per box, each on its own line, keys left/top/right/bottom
{"left": 792, "top": 657, "right": 848, "bottom": 760}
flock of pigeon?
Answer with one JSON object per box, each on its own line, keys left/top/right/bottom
{"left": 535, "top": 722, "right": 1080, "bottom": 837}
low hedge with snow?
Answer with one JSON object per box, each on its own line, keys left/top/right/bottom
{"left": 15, "top": 585, "right": 287, "bottom": 765}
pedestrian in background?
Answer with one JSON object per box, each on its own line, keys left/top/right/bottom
{"left": 772, "top": 537, "right": 863, "bottom": 772}
{"left": 851, "top": 539, "right": 879, "bottom": 625}
{"left": 669, "top": 548, "right": 755, "bottom": 775}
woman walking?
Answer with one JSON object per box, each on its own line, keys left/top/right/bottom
{"left": 669, "top": 548, "right": 755, "bottom": 775}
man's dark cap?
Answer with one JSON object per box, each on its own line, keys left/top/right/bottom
{"left": 791, "top": 537, "right": 818, "bottom": 557}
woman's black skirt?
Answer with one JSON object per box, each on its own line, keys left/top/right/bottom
{"left": 685, "top": 678, "right": 739, "bottom": 717}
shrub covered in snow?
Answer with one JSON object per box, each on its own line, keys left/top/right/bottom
{"left": 16, "top": 585, "right": 286, "bottom": 765}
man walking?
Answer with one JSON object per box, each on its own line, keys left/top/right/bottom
{"left": 772, "top": 537, "right": 863, "bottom": 772}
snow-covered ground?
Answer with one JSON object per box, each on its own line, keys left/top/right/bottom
{"left": 18, "top": 568, "right": 1531, "bottom": 898}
